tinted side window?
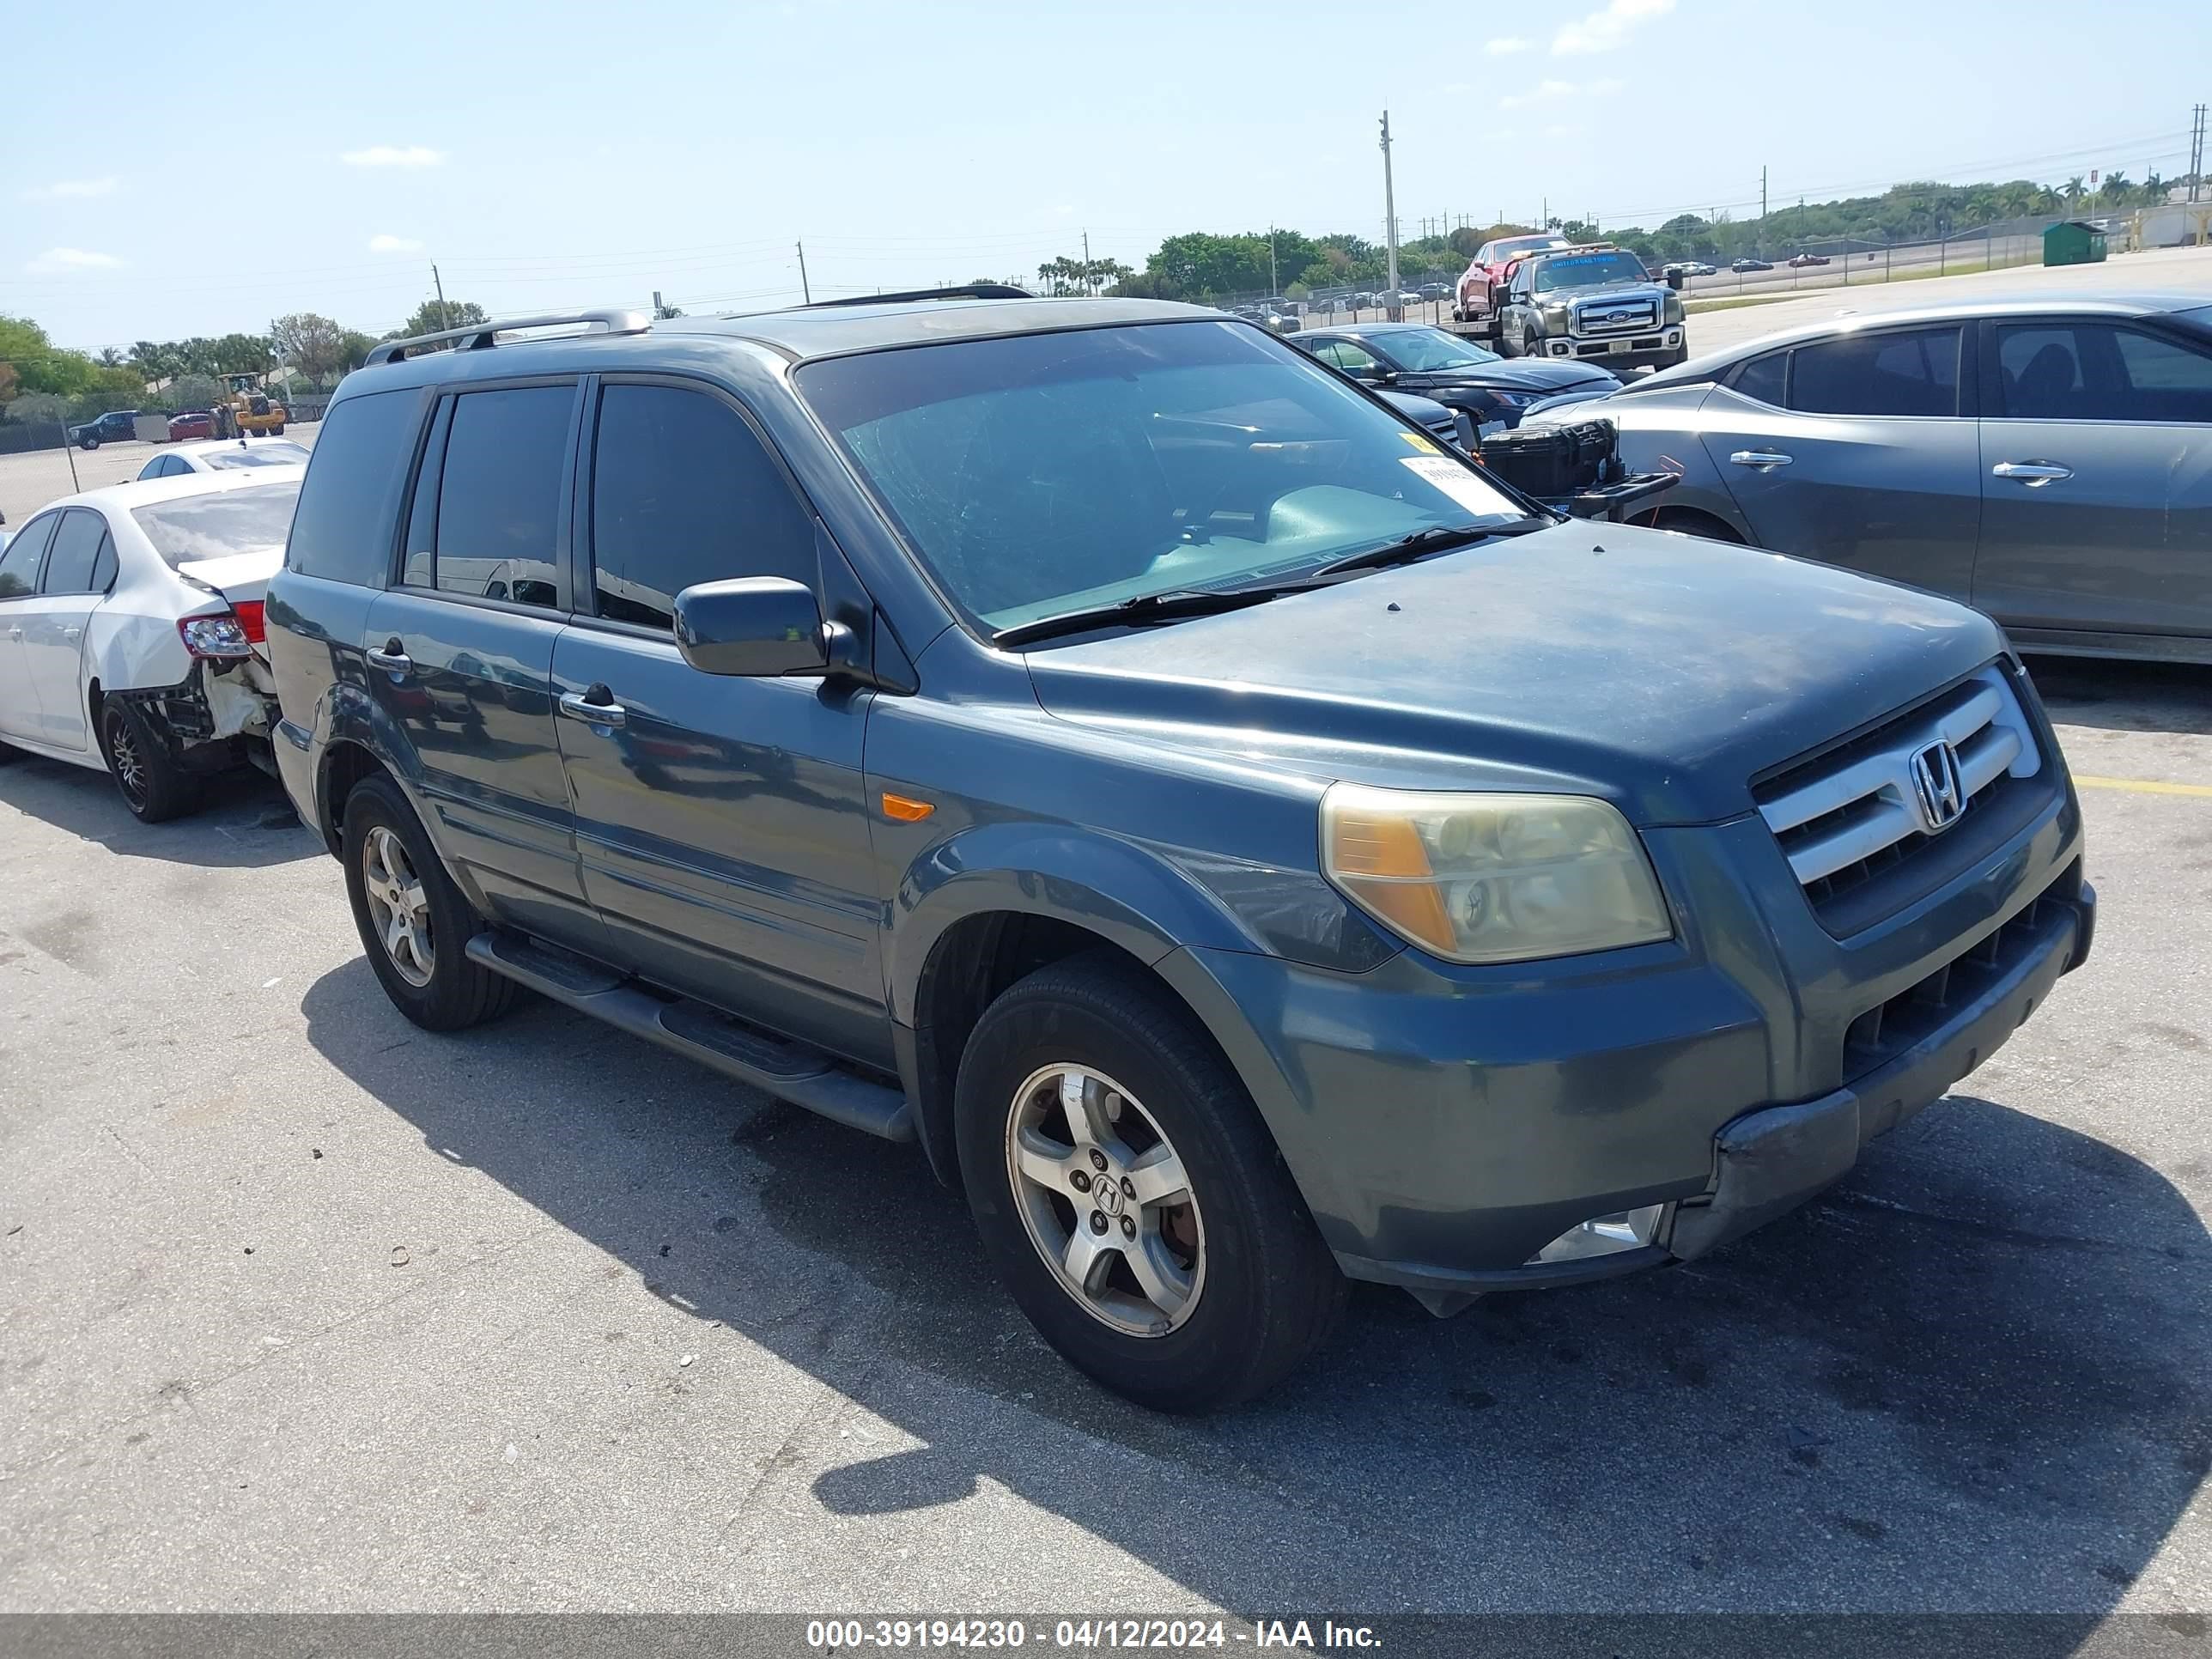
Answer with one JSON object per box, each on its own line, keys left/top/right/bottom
{"left": 1730, "top": 350, "right": 1787, "bottom": 407}
{"left": 587, "top": 383, "right": 817, "bottom": 630}
{"left": 1789, "top": 327, "right": 1960, "bottom": 417}
{"left": 0, "top": 515, "right": 58, "bottom": 596}
{"left": 88, "top": 532, "right": 117, "bottom": 594}
{"left": 432, "top": 386, "right": 574, "bottom": 610}
{"left": 2114, "top": 330, "right": 2212, "bottom": 423}
{"left": 285, "top": 388, "right": 422, "bottom": 585}
{"left": 40, "top": 510, "right": 106, "bottom": 594}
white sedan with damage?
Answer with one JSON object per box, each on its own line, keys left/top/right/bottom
{"left": 0, "top": 470, "right": 298, "bottom": 822}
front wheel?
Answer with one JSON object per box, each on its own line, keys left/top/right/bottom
{"left": 78, "top": 433, "right": 100, "bottom": 451}
{"left": 270, "top": 423, "right": 285, "bottom": 436}
{"left": 955, "top": 954, "right": 1346, "bottom": 1413}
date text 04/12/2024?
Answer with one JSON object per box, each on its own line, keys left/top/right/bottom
{"left": 804, "top": 1620, "right": 1382, "bottom": 1650}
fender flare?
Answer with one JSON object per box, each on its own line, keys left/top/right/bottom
{"left": 307, "top": 679, "right": 435, "bottom": 848}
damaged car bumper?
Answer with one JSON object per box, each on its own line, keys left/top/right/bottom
{"left": 116, "top": 657, "right": 282, "bottom": 772}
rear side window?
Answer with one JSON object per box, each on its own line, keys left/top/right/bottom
{"left": 0, "top": 514, "right": 58, "bottom": 596}
{"left": 285, "top": 389, "right": 422, "bottom": 586}
{"left": 423, "top": 386, "right": 573, "bottom": 610}
{"left": 40, "top": 510, "right": 106, "bottom": 593}
{"left": 586, "top": 382, "right": 817, "bottom": 630}
{"left": 1788, "top": 327, "right": 1960, "bottom": 417}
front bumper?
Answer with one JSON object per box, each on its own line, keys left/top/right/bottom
{"left": 1543, "top": 325, "right": 1683, "bottom": 367}
{"left": 1157, "top": 777, "right": 2089, "bottom": 1300}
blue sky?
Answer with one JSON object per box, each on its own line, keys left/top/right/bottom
{"left": 7, "top": 0, "right": 2209, "bottom": 349}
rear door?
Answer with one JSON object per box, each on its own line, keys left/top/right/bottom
{"left": 1972, "top": 317, "right": 2212, "bottom": 642}
{"left": 0, "top": 514, "right": 61, "bottom": 742}
{"left": 14, "top": 508, "right": 112, "bottom": 751}
{"left": 550, "top": 375, "right": 888, "bottom": 1065}
{"left": 366, "top": 380, "right": 608, "bottom": 952}
{"left": 1696, "top": 323, "right": 1982, "bottom": 600}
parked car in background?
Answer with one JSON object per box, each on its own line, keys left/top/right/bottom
{"left": 1295, "top": 322, "right": 1620, "bottom": 430}
{"left": 0, "top": 471, "right": 295, "bottom": 820}
{"left": 267, "top": 293, "right": 2091, "bottom": 1412}
{"left": 1522, "top": 294, "right": 2212, "bottom": 662}
{"left": 1682, "top": 261, "right": 1717, "bottom": 276}
{"left": 1454, "top": 233, "right": 1570, "bottom": 321}
{"left": 1789, "top": 252, "right": 1832, "bottom": 269}
{"left": 1491, "top": 245, "right": 1688, "bottom": 370}
{"left": 1350, "top": 290, "right": 1375, "bottom": 308}
{"left": 1418, "top": 283, "right": 1450, "bottom": 301}
{"left": 1732, "top": 257, "right": 1774, "bottom": 273}
{"left": 138, "top": 437, "right": 312, "bottom": 479}
{"left": 167, "top": 411, "right": 217, "bottom": 441}
{"left": 66, "top": 410, "right": 139, "bottom": 450}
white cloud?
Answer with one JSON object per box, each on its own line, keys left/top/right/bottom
{"left": 1553, "top": 0, "right": 1674, "bottom": 54}
{"left": 341, "top": 145, "right": 443, "bottom": 168}
{"left": 24, "top": 247, "right": 123, "bottom": 275}
{"left": 22, "top": 176, "right": 118, "bottom": 201}
{"left": 368, "top": 234, "right": 425, "bottom": 254}
{"left": 1485, "top": 36, "right": 1533, "bottom": 54}
{"left": 1500, "top": 76, "right": 1626, "bottom": 109}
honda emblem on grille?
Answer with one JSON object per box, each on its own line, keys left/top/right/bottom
{"left": 1910, "top": 739, "right": 1966, "bottom": 832}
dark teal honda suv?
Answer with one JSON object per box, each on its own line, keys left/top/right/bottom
{"left": 264, "top": 289, "right": 2094, "bottom": 1411}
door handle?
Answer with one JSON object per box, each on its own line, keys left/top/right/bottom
{"left": 1991, "top": 460, "right": 2073, "bottom": 486}
{"left": 365, "top": 637, "right": 412, "bottom": 675}
{"left": 6, "top": 627, "right": 21, "bottom": 641}
{"left": 558, "top": 687, "right": 628, "bottom": 729}
{"left": 62, "top": 626, "right": 82, "bottom": 641}
{"left": 1729, "top": 450, "right": 1794, "bottom": 469}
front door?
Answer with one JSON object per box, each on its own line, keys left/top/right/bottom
{"left": 15, "top": 508, "right": 112, "bottom": 751}
{"left": 551, "top": 377, "right": 888, "bottom": 1066}
{"left": 1972, "top": 317, "right": 2212, "bottom": 643}
{"left": 365, "top": 380, "right": 607, "bottom": 954}
{"left": 1698, "top": 323, "right": 1983, "bottom": 601}
{"left": 0, "top": 514, "right": 60, "bottom": 742}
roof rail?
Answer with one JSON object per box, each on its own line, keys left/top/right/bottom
{"left": 802, "top": 284, "right": 1035, "bottom": 309}
{"left": 364, "top": 308, "right": 653, "bottom": 367}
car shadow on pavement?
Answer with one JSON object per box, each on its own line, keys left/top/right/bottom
{"left": 2027, "top": 656, "right": 2212, "bottom": 738}
{"left": 301, "top": 962, "right": 2209, "bottom": 1623}
{"left": 0, "top": 754, "right": 316, "bottom": 869}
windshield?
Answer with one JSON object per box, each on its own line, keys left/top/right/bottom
{"left": 131, "top": 481, "right": 301, "bottom": 568}
{"left": 201, "top": 442, "right": 311, "bottom": 470}
{"left": 1374, "top": 328, "right": 1501, "bottom": 371}
{"left": 795, "top": 320, "right": 1525, "bottom": 634}
{"left": 1534, "top": 252, "right": 1651, "bottom": 293}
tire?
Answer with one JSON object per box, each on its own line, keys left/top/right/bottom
{"left": 270, "top": 423, "right": 285, "bottom": 436}
{"left": 99, "top": 699, "right": 200, "bottom": 823}
{"left": 955, "top": 952, "right": 1346, "bottom": 1413}
{"left": 79, "top": 433, "right": 100, "bottom": 451}
{"left": 341, "top": 772, "right": 519, "bottom": 1031}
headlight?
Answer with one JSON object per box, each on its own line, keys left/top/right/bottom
{"left": 1541, "top": 304, "right": 1571, "bottom": 332}
{"left": 1321, "top": 785, "right": 1672, "bottom": 963}
{"left": 1663, "top": 292, "right": 1685, "bottom": 324}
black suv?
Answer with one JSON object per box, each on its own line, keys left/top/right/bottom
{"left": 267, "top": 294, "right": 2093, "bottom": 1411}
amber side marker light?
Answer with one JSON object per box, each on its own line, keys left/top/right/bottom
{"left": 881, "top": 793, "right": 936, "bottom": 823}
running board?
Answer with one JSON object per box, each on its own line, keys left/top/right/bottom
{"left": 464, "top": 930, "right": 915, "bottom": 1142}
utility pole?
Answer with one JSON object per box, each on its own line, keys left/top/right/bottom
{"left": 432, "top": 263, "right": 451, "bottom": 331}
{"left": 796, "top": 240, "right": 811, "bottom": 304}
{"left": 1268, "top": 224, "right": 1278, "bottom": 296}
{"left": 1083, "top": 228, "right": 1092, "bottom": 295}
{"left": 1760, "top": 166, "right": 1768, "bottom": 256}
{"left": 2191, "top": 103, "right": 2207, "bottom": 204}
{"left": 1379, "top": 110, "right": 1400, "bottom": 316}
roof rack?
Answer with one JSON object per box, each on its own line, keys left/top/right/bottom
{"left": 801, "top": 284, "right": 1035, "bottom": 309}
{"left": 364, "top": 308, "right": 653, "bottom": 367}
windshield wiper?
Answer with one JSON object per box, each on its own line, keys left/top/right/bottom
{"left": 1309, "top": 517, "right": 1552, "bottom": 580}
{"left": 994, "top": 585, "right": 1300, "bottom": 649}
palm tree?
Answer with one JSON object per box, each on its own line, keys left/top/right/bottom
{"left": 2142, "top": 170, "right": 2166, "bottom": 206}
{"left": 2062, "top": 175, "right": 2086, "bottom": 210}
{"left": 2100, "top": 172, "right": 2132, "bottom": 208}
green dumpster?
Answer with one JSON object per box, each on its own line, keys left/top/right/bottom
{"left": 2044, "top": 221, "right": 2107, "bottom": 266}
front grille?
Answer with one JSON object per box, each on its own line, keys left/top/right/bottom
{"left": 1842, "top": 874, "right": 2072, "bottom": 1081}
{"left": 1573, "top": 299, "right": 1658, "bottom": 335}
{"left": 1754, "top": 666, "right": 2053, "bottom": 936}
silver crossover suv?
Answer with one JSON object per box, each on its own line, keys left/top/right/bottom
{"left": 1532, "top": 295, "right": 2212, "bottom": 663}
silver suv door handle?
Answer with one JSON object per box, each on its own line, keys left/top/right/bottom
{"left": 1991, "top": 460, "right": 2073, "bottom": 485}
{"left": 1729, "top": 450, "right": 1793, "bottom": 469}
{"left": 558, "top": 689, "right": 627, "bottom": 729}
{"left": 365, "top": 640, "right": 412, "bottom": 675}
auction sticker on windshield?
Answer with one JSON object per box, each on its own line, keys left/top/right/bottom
{"left": 1402, "top": 455, "right": 1509, "bottom": 515}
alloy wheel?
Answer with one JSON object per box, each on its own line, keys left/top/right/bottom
{"left": 1004, "top": 1064, "right": 1206, "bottom": 1338}
{"left": 361, "top": 824, "right": 435, "bottom": 988}
{"left": 106, "top": 715, "right": 149, "bottom": 810}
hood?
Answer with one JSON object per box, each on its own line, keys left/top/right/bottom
{"left": 1556, "top": 284, "right": 1667, "bottom": 313}
{"left": 1020, "top": 522, "right": 2004, "bottom": 827}
{"left": 1401, "top": 360, "right": 1619, "bottom": 396}
{"left": 175, "top": 545, "right": 283, "bottom": 606}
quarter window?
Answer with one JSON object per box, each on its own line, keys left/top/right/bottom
{"left": 40, "top": 510, "right": 107, "bottom": 594}
{"left": 1730, "top": 350, "right": 1787, "bottom": 407}
{"left": 422, "top": 386, "right": 574, "bottom": 609}
{"left": 1788, "top": 327, "right": 1960, "bottom": 417}
{"left": 586, "top": 383, "right": 817, "bottom": 630}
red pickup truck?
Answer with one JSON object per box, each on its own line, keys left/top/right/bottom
{"left": 1454, "top": 234, "right": 1570, "bottom": 322}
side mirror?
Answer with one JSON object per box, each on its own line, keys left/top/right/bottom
{"left": 1666, "top": 269, "right": 1686, "bottom": 290}
{"left": 673, "top": 576, "right": 836, "bottom": 678}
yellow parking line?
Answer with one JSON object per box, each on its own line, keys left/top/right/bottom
{"left": 2074, "top": 775, "right": 2212, "bottom": 799}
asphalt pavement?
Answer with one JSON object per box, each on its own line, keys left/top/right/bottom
{"left": 1, "top": 656, "right": 2208, "bottom": 1619}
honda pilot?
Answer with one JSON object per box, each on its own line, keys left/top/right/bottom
{"left": 264, "top": 292, "right": 2094, "bottom": 1412}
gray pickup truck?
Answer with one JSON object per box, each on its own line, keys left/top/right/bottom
{"left": 1493, "top": 244, "right": 1689, "bottom": 371}
{"left": 265, "top": 290, "right": 2094, "bottom": 1412}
